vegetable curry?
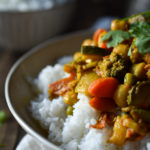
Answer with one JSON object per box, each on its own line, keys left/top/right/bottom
{"left": 49, "top": 11, "right": 150, "bottom": 146}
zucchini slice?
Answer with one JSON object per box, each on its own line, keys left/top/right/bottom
{"left": 81, "top": 46, "right": 111, "bottom": 56}
{"left": 127, "top": 81, "right": 150, "bottom": 108}
{"left": 130, "top": 108, "right": 150, "bottom": 123}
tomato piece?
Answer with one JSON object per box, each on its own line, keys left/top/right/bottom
{"left": 49, "top": 73, "right": 75, "bottom": 98}
{"left": 93, "top": 28, "right": 107, "bottom": 43}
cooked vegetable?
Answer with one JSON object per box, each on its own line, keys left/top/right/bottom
{"left": 88, "top": 77, "right": 119, "bottom": 98}
{"left": 113, "top": 44, "right": 129, "bottom": 58}
{"left": 66, "top": 106, "right": 74, "bottom": 116}
{"left": 48, "top": 11, "right": 150, "bottom": 146}
{"left": 64, "top": 63, "right": 75, "bottom": 73}
{"left": 82, "top": 39, "right": 96, "bottom": 46}
{"left": 89, "top": 97, "right": 116, "bottom": 111}
{"left": 124, "top": 73, "right": 136, "bottom": 85}
{"left": 90, "top": 113, "right": 107, "bottom": 129}
{"left": 127, "top": 81, "right": 150, "bottom": 108}
{"left": 111, "top": 19, "right": 128, "bottom": 31}
{"left": 129, "top": 47, "right": 143, "bottom": 63}
{"left": 122, "top": 114, "right": 146, "bottom": 136}
{"left": 101, "top": 30, "right": 131, "bottom": 48}
{"left": 49, "top": 73, "right": 75, "bottom": 98}
{"left": 120, "top": 10, "right": 150, "bottom": 22}
{"left": 98, "top": 42, "right": 107, "bottom": 49}
{"left": 75, "top": 71, "right": 99, "bottom": 96}
{"left": 93, "top": 28, "right": 107, "bottom": 44}
{"left": 147, "top": 70, "right": 150, "bottom": 79}
{"left": 128, "top": 15, "right": 145, "bottom": 24}
{"left": 73, "top": 52, "right": 102, "bottom": 63}
{"left": 130, "top": 108, "right": 150, "bottom": 123}
{"left": 109, "top": 116, "right": 127, "bottom": 145}
{"left": 144, "top": 54, "right": 150, "bottom": 64}
{"left": 131, "top": 62, "right": 146, "bottom": 79}
{"left": 129, "top": 21, "right": 150, "bottom": 55}
{"left": 113, "top": 84, "right": 130, "bottom": 107}
{"left": 97, "top": 29, "right": 108, "bottom": 49}
{"left": 97, "top": 53, "right": 130, "bottom": 81}
{"left": 82, "top": 61, "right": 98, "bottom": 70}
{"left": 81, "top": 46, "right": 111, "bottom": 56}
{"left": 63, "top": 90, "right": 78, "bottom": 106}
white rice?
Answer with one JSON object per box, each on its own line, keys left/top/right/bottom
{"left": 0, "top": 0, "right": 72, "bottom": 11}
{"left": 30, "top": 63, "right": 150, "bottom": 150}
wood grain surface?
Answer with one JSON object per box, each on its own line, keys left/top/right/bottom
{"left": 0, "top": 51, "right": 25, "bottom": 150}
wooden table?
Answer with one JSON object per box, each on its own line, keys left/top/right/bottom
{"left": 0, "top": 51, "right": 25, "bottom": 150}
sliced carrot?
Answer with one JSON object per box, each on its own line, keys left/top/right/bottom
{"left": 93, "top": 28, "right": 107, "bottom": 43}
{"left": 89, "top": 97, "right": 116, "bottom": 111}
{"left": 88, "top": 77, "right": 119, "bottom": 98}
{"left": 49, "top": 73, "right": 75, "bottom": 98}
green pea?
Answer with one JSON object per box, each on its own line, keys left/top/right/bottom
{"left": 66, "top": 106, "right": 74, "bottom": 116}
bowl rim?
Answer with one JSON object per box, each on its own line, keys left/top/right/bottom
{"left": 0, "top": 1, "right": 75, "bottom": 14}
{"left": 5, "top": 29, "right": 92, "bottom": 149}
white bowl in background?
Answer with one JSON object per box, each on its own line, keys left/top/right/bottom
{"left": 0, "top": 1, "right": 75, "bottom": 51}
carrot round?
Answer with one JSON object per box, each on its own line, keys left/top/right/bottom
{"left": 89, "top": 97, "right": 116, "bottom": 111}
{"left": 88, "top": 77, "right": 119, "bottom": 98}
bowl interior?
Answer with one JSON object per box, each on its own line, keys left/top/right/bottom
{"left": 5, "top": 31, "right": 92, "bottom": 149}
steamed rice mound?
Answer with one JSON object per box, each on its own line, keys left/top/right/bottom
{"left": 31, "top": 64, "right": 150, "bottom": 150}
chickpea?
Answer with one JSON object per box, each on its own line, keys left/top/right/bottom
{"left": 82, "top": 39, "right": 96, "bottom": 46}
{"left": 63, "top": 90, "right": 78, "bottom": 106}
{"left": 131, "top": 62, "right": 146, "bottom": 80}
{"left": 111, "top": 19, "right": 128, "bottom": 31}
{"left": 113, "top": 44, "right": 129, "bottom": 58}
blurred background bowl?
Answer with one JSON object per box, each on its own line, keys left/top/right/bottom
{"left": 0, "top": 1, "right": 76, "bottom": 51}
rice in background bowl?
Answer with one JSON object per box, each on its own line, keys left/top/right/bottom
{"left": 0, "top": 0, "right": 74, "bottom": 11}
{"left": 0, "top": 0, "right": 76, "bottom": 50}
